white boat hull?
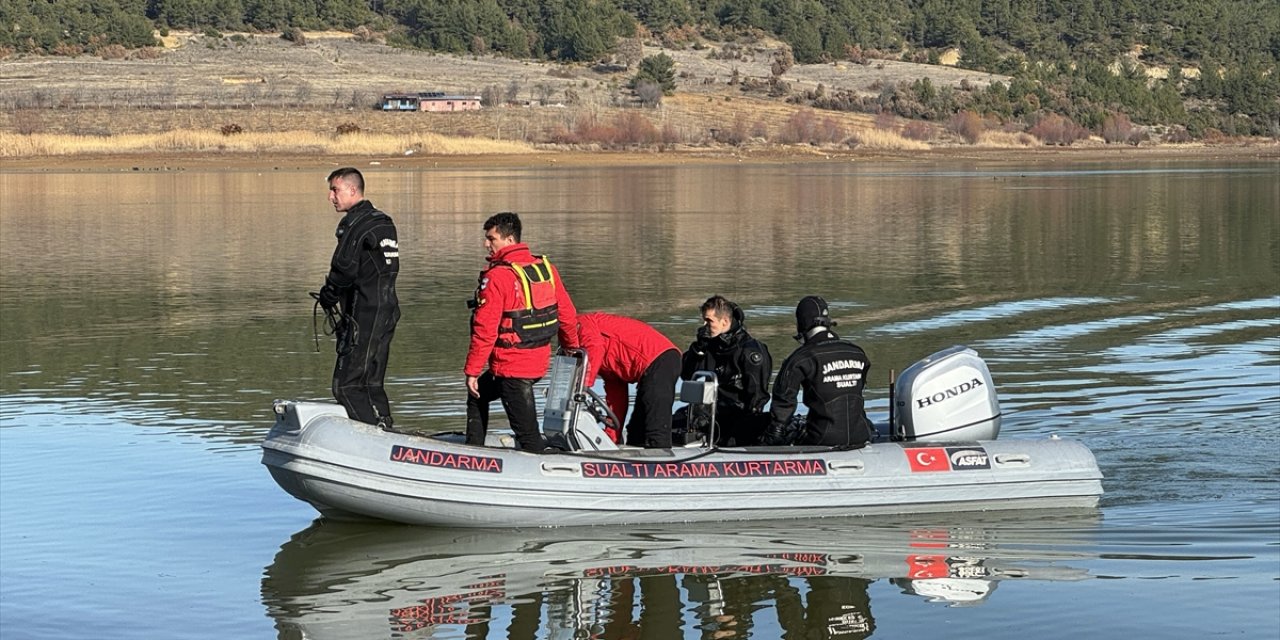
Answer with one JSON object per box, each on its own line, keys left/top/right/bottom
{"left": 262, "top": 401, "right": 1103, "bottom": 527}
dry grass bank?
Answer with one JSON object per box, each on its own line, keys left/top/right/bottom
{"left": 0, "top": 129, "right": 534, "bottom": 157}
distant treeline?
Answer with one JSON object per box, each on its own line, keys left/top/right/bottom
{"left": 2, "top": 0, "right": 1277, "bottom": 135}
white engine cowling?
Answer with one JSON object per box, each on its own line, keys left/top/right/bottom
{"left": 893, "top": 345, "right": 1001, "bottom": 442}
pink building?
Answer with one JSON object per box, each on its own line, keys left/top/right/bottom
{"left": 381, "top": 92, "right": 482, "bottom": 112}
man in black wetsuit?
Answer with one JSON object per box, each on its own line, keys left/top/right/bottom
{"left": 316, "top": 167, "right": 400, "bottom": 429}
{"left": 678, "top": 295, "right": 772, "bottom": 445}
{"left": 762, "top": 295, "right": 874, "bottom": 447}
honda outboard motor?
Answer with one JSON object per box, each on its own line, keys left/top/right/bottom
{"left": 893, "top": 346, "right": 1001, "bottom": 442}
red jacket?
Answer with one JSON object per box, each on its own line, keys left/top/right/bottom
{"left": 464, "top": 243, "right": 579, "bottom": 379}
{"left": 577, "top": 312, "right": 678, "bottom": 422}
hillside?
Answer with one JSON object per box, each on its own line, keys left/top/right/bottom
{"left": 1, "top": 31, "right": 1015, "bottom": 147}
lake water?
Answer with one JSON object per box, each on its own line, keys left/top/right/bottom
{"left": 1, "top": 158, "right": 1277, "bottom": 639}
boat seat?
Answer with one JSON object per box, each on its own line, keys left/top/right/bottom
{"left": 543, "top": 349, "right": 619, "bottom": 451}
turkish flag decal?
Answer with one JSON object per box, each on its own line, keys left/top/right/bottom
{"left": 906, "top": 447, "right": 952, "bottom": 472}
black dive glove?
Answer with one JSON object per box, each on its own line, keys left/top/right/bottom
{"left": 317, "top": 283, "right": 341, "bottom": 311}
{"left": 760, "top": 423, "right": 787, "bottom": 446}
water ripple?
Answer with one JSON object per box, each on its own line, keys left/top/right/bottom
{"left": 872, "top": 297, "right": 1113, "bottom": 335}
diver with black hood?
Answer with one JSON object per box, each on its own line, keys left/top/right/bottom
{"left": 315, "top": 167, "right": 401, "bottom": 430}
{"left": 677, "top": 295, "right": 773, "bottom": 445}
{"left": 762, "top": 295, "right": 874, "bottom": 447}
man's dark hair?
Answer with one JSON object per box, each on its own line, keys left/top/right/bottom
{"left": 700, "top": 295, "right": 734, "bottom": 319}
{"left": 327, "top": 167, "right": 364, "bottom": 193}
{"left": 484, "top": 211, "right": 522, "bottom": 242}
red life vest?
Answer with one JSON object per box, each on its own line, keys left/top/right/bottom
{"left": 493, "top": 256, "right": 560, "bottom": 349}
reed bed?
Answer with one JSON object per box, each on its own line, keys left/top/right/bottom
{"left": 974, "top": 130, "right": 1041, "bottom": 147}
{"left": 848, "top": 128, "right": 932, "bottom": 150}
{"left": 0, "top": 130, "right": 535, "bottom": 157}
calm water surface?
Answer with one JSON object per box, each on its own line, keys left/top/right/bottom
{"left": 1, "top": 159, "right": 1277, "bottom": 639}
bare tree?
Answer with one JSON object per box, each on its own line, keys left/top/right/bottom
{"left": 293, "top": 83, "right": 313, "bottom": 106}
{"left": 635, "top": 80, "right": 663, "bottom": 107}
{"left": 480, "top": 84, "right": 504, "bottom": 107}
{"left": 533, "top": 82, "right": 556, "bottom": 105}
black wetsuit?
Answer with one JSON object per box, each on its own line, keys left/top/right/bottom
{"left": 323, "top": 200, "right": 400, "bottom": 425}
{"left": 680, "top": 306, "right": 773, "bottom": 445}
{"left": 768, "top": 328, "right": 873, "bottom": 447}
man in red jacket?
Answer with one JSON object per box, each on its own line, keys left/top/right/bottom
{"left": 577, "top": 312, "right": 680, "bottom": 449}
{"left": 464, "top": 212, "right": 579, "bottom": 453}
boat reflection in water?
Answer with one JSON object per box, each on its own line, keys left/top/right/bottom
{"left": 262, "top": 510, "right": 1099, "bottom": 639}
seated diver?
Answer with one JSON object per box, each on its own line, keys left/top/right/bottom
{"left": 761, "top": 296, "right": 875, "bottom": 447}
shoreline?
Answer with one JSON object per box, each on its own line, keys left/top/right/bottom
{"left": 2, "top": 143, "right": 1277, "bottom": 173}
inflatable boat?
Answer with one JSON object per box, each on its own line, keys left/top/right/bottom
{"left": 261, "top": 346, "right": 1103, "bottom": 527}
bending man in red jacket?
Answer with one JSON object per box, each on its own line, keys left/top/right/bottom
{"left": 577, "top": 312, "right": 680, "bottom": 449}
{"left": 464, "top": 212, "right": 579, "bottom": 453}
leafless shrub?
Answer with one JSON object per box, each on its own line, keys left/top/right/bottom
{"left": 947, "top": 110, "right": 985, "bottom": 144}
{"left": 660, "top": 122, "right": 682, "bottom": 146}
{"left": 1029, "top": 113, "right": 1090, "bottom": 145}
{"left": 1163, "top": 126, "right": 1193, "bottom": 143}
{"left": 593, "top": 61, "right": 627, "bottom": 74}
{"left": 777, "top": 109, "right": 818, "bottom": 144}
{"left": 818, "top": 117, "right": 846, "bottom": 144}
{"left": 12, "top": 109, "right": 43, "bottom": 135}
{"left": 544, "top": 122, "right": 579, "bottom": 145}
{"left": 131, "top": 47, "right": 164, "bottom": 60}
{"left": 635, "top": 81, "right": 663, "bottom": 107}
{"left": 812, "top": 89, "right": 880, "bottom": 114}
{"left": 714, "top": 112, "right": 751, "bottom": 145}
{"left": 874, "top": 111, "right": 897, "bottom": 131}
{"left": 352, "top": 26, "right": 378, "bottom": 43}
{"left": 613, "top": 111, "right": 659, "bottom": 144}
{"left": 1101, "top": 112, "right": 1133, "bottom": 144}
{"left": 533, "top": 82, "right": 556, "bottom": 105}
{"left": 220, "top": 123, "right": 243, "bottom": 136}
{"left": 751, "top": 118, "right": 769, "bottom": 139}
{"left": 843, "top": 44, "right": 871, "bottom": 66}
{"left": 658, "top": 25, "right": 699, "bottom": 48}
{"left": 282, "top": 28, "right": 306, "bottom": 46}
{"left": 336, "top": 122, "right": 361, "bottom": 135}
{"left": 96, "top": 44, "right": 128, "bottom": 60}
{"left": 480, "top": 84, "right": 504, "bottom": 107}
{"left": 901, "top": 120, "right": 934, "bottom": 141}
{"left": 52, "top": 42, "right": 83, "bottom": 56}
